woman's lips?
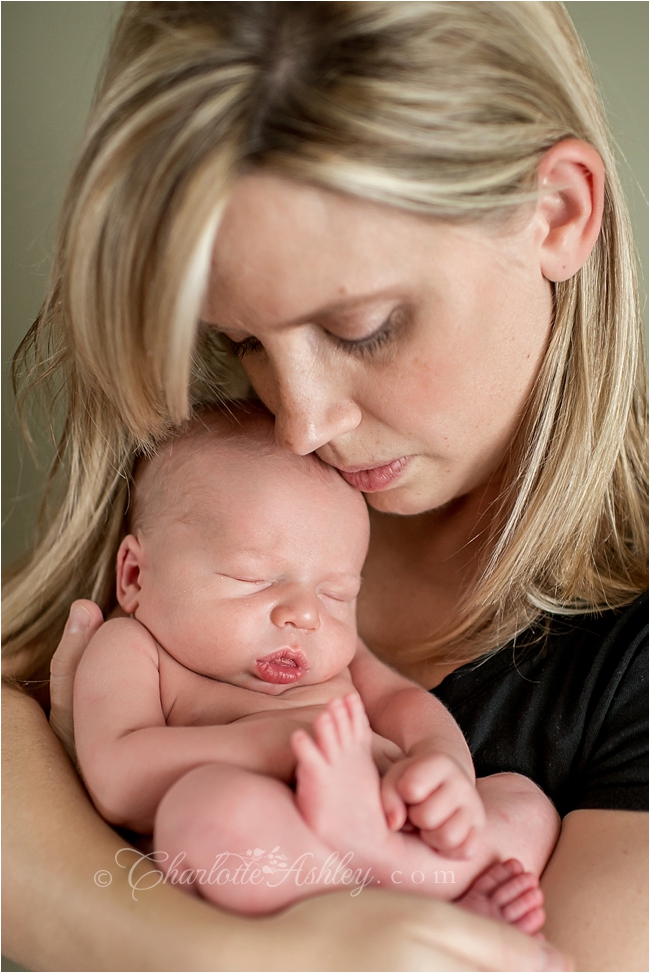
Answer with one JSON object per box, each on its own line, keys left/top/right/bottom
{"left": 256, "top": 648, "right": 309, "bottom": 684}
{"left": 336, "top": 456, "right": 412, "bottom": 492}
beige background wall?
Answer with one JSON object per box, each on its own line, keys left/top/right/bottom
{"left": 2, "top": 1, "right": 648, "bottom": 569}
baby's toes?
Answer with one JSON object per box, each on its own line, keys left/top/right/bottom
{"left": 468, "top": 859, "right": 525, "bottom": 896}
{"left": 313, "top": 708, "right": 342, "bottom": 761}
{"left": 494, "top": 872, "right": 546, "bottom": 934}
{"left": 512, "top": 904, "right": 547, "bottom": 937}
{"left": 291, "top": 728, "right": 320, "bottom": 762}
{"left": 492, "top": 871, "right": 539, "bottom": 909}
{"left": 328, "top": 695, "right": 357, "bottom": 747}
{"left": 380, "top": 779, "right": 408, "bottom": 831}
{"left": 502, "top": 885, "right": 545, "bottom": 931}
{"left": 343, "top": 692, "right": 371, "bottom": 742}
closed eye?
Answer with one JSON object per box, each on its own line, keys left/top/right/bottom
{"left": 223, "top": 335, "right": 263, "bottom": 360}
{"left": 218, "top": 575, "right": 270, "bottom": 587}
{"left": 319, "top": 582, "right": 362, "bottom": 602}
{"left": 331, "top": 311, "right": 401, "bottom": 358}
{"left": 215, "top": 306, "right": 404, "bottom": 361}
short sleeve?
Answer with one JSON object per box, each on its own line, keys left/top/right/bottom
{"left": 574, "top": 623, "right": 648, "bottom": 812}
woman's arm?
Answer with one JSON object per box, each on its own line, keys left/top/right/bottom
{"left": 541, "top": 808, "right": 648, "bottom": 972}
{"left": 2, "top": 683, "right": 571, "bottom": 971}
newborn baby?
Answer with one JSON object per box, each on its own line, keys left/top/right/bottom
{"left": 74, "top": 407, "right": 559, "bottom": 929}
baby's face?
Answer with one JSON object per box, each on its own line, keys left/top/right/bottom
{"left": 120, "top": 443, "right": 370, "bottom": 695}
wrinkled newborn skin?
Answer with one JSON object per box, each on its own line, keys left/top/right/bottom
{"left": 74, "top": 409, "right": 558, "bottom": 926}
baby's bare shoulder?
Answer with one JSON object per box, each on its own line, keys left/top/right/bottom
{"left": 82, "top": 616, "right": 159, "bottom": 672}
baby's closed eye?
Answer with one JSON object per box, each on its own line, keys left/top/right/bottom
{"left": 318, "top": 578, "right": 362, "bottom": 603}
{"left": 215, "top": 574, "right": 272, "bottom": 593}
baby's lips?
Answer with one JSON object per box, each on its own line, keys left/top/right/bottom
{"left": 256, "top": 648, "right": 309, "bottom": 684}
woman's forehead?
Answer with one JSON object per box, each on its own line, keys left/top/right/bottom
{"left": 203, "top": 173, "right": 473, "bottom": 329}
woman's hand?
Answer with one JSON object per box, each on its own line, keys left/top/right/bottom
{"left": 3, "top": 686, "right": 573, "bottom": 973}
{"left": 49, "top": 599, "right": 103, "bottom": 762}
{"left": 251, "top": 889, "right": 573, "bottom": 972}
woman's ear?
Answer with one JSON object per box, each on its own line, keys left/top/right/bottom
{"left": 116, "top": 534, "right": 144, "bottom": 614}
{"left": 536, "top": 139, "right": 605, "bottom": 282}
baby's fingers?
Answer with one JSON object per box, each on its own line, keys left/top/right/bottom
{"left": 50, "top": 600, "right": 103, "bottom": 762}
{"left": 394, "top": 753, "right": 451, "bottom": 804}
{"left": 419, "top": 809, "right": 481, "bottom": 859}
{"left": 409, "top": 777, "right": 486, "bottom": 856}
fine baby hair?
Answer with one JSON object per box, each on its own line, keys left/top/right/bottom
{"left": 126, "top": 403, "right": 349, "bottom": 535}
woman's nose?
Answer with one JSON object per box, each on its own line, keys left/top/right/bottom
{"left": 242, "top": 331, "right": 363, "bottom": 455}
{"left": 274, "top": 396, "right": 362, "bottom": 456}
{"left": 270, "top": 588, "right": 321, "bottom": 632}
{"left": 272, "top": 367, "right": 362, "bottom": 456}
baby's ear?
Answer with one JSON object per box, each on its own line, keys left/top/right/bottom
{"left": 116, "top": 534, "right": 144, "bottom": 614}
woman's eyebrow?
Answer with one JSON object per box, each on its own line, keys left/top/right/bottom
{"left": 202, "top": 288, "right": 402, "bottom": 331}
{"left": 290, "top": 289, "right": 400, "bottom": 325}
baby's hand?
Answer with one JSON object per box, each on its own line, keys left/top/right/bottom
{"left": 381, "top": 753, "right": 486, "bottom": 859}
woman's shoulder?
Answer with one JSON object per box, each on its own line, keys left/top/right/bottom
{"left": 437, "top": 591, "right": 647, "bottom": 699}
{"left": 433, "top": 592, "right": 648, "bottom": 816}
{"left": 521, "top": 590, "right": 648, "bottom": 694}
{"left": 536, "top": 590, "right": 648, "bottom": 659}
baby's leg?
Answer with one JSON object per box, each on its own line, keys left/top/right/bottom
{"left": 153, "top": 762, "right": 374, "bottom": 915}
{"left": 453, "top": 772, "right": 560, "bottom": 935}
{"left": 292, "top": 696, "right": 557, "bottom": 933}
{"left": 473, "top": 772, "right": 560, "bottom": 878}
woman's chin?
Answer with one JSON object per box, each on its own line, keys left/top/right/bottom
{"left": 363, "top": 482, "right": 451, "bottom": 517}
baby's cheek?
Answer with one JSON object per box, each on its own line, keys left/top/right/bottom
{"left": 322, "top": 598, "right": 357, "bottom": 623}
{"left": 207, "top": 603, "right": 266, "bottom": 659}
{"left": 324, "top": 617, "right": 359, "bottom": 668}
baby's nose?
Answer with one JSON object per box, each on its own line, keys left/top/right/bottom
{"left": 270, "top": 588, "right": 321, "bottom": 632}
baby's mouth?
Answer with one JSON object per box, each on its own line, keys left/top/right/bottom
{"left": 256, "top": 648, "right": 309, "bottom": 684}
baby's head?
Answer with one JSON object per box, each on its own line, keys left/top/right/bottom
{"left": 117, "top": 406, "right": 370, "bottom": 694}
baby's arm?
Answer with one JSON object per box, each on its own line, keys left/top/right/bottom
{"left": 74, "top": 617, "right": 305, "bottom": 833}
{"left": 350, "top": 640, "right": 487, "bottom": 856}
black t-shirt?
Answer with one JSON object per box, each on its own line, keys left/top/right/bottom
{"left": 431, "top": 592, "right": 648, "bottom": 817}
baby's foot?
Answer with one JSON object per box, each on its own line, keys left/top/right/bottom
{"left": 456, "top": 859, "right": 546, "bottom": 935}
{"left": 291, "top": 694, "right": 388, "bottom": 857}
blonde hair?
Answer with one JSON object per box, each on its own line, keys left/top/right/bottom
{"left": 4, "top": 1, "right": 647, "bottom": 676}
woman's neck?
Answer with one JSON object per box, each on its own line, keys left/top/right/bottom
{"left": 357, "top": 478, "right": 504, "bottom": 688}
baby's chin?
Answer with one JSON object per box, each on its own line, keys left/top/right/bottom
{"left": 205, "top": 669, "right": 310, "bottom": 696}
{"left": 222, "top": 666, "right": 352, "bottom": 697}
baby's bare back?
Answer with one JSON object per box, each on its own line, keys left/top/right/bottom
{"left": 157, "top": 643, "right": 403, "bottom": 775}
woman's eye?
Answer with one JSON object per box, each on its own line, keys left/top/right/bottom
{"left": 331, "top": 307, "right": 403, "bottom": 359}
{"left": 217, "top": 307, "right": 404, "bottom": 361}
{"left": 224, "top": 335, "right": 264, "bottom": 360}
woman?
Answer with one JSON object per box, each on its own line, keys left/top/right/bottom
{"left": 3, "top": 3, "right": 647, "bottom": 970}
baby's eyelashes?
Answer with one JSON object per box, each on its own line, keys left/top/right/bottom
{"left": 214, "top": 573, "right": 361, "bottom": 604}
{"left": 318, "top": 579, "right": 362, "bottom": 603}
{"left": 216, "top": 574, "right": 271, "bottom": 590}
